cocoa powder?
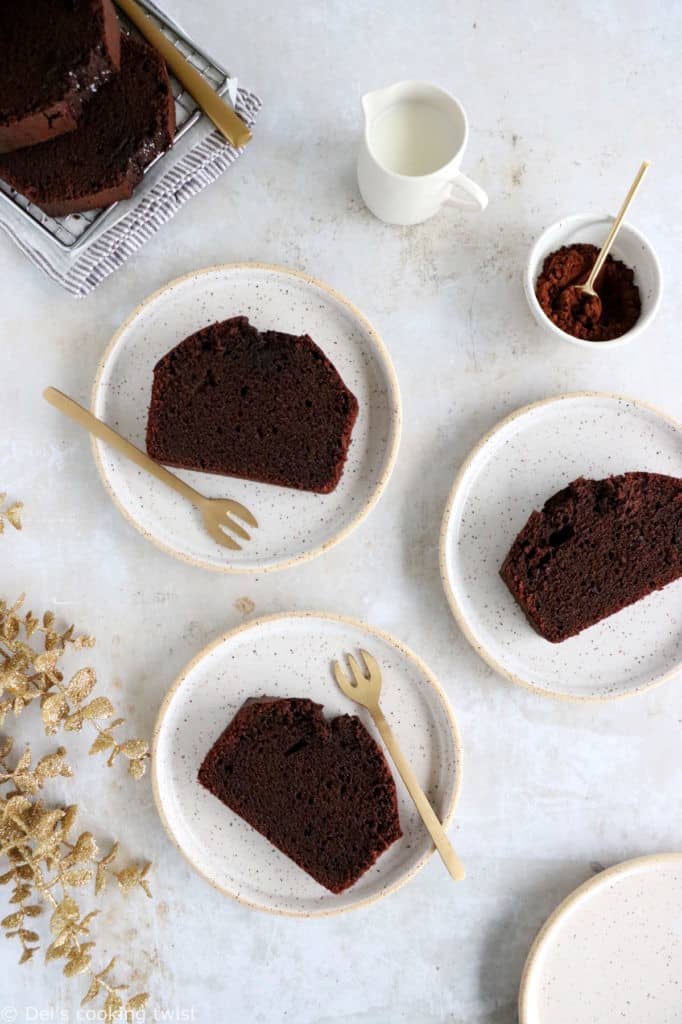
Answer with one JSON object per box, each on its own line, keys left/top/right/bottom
{"left": 535, "top": 243, "right": 641, "bottom": 341}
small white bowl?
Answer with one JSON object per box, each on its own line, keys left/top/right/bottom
{"left": 524, "top": 213, "right": 662, "bottom": 350}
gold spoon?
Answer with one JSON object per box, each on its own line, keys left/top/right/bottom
{"left": 114, "top": 0, "right": 252, "bottom": 149}
{"left": 575, "top": 160, "right": 650, "bottom": 311}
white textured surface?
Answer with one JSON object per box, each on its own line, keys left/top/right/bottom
{"left": 0, "top": 1, "right": 681, "bottom": 1022}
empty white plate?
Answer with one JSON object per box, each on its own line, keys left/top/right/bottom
{"left": 519, "top": 853, "right": 682, "bottom": 1024}
{"left": 91, "top": 264, "right": 401, "bottom": 572}
{"left": 152, "top": 612, "right": 462, "bottom": 916}
{"left": 440, "top": 392, "right": 682, "bottom": 701}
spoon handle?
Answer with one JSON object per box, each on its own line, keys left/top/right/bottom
{"left": 585, "top": 160, "right": 650, "bottom": 292}
{"left": 370, "top": 704, "right": 466, "bottom": 882}
{"left": 113, "top": 0, "right": 251, "bottom": 149}
{"left": 43, "top": 387, "right": 201, "bottom": 506}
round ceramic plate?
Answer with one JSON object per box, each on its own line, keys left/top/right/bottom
{"left": 519, "top": 853, "right": 682, "bottom": 1024}
{"left": 92, "top": 264, "right": 401, "bottom": 572}
{"left": 152, "top": 612, "right": 462, "bottom": 916}
{"left": 440, "top": 392, "right": 682, "bottom": 701}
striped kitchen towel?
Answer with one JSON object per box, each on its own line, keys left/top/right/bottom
{"left": 0, "top": 82, "right": 260, "bottom": 298}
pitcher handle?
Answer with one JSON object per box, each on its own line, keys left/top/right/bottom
{"left": 444, "top": 172, "right": 488, "bottom": 213}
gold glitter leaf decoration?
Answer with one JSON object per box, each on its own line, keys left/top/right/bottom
{"left": 82, "top": 697, "right": 115, "bottom": 721}
{"left": 89, "top": 733, "right": 114, "bottom": 755}
{"left": 64, "top": 952, "right": 92, "bottom": 976}
{"left": 36, "top": 748, "right": 72, "bottom": 781}
{"left": 41, "top": 694, "right": 69, "bottom": 734}
{"left": 0, "top": 596, "right": 148, "bottom": 774}
{"left": 104, "top": 992, "right": 124, "bottom": 1020}
{"left": 50, "top": 896, "right": 79, "bottom": 936}
{"left": 62, "top": 867, "right": 93, "bottom": 888}
{"left": 127, "top": 993, "right": 150, "bottom": 1012}
{"left": 72, "top": 832, "right": 98, "bottom": 863}
{"left": 66, "top": 669, "right": 97, "bottom": 703}
{"left": 118, "top": 740, "right": 148, "bottom": 760}
{"left": 1, "top": 741, "right": 154, "bottom": 1012}
{"left": 64, "top": 711, "right": 84, "bottom": 732}
{"left": 0, "top": 596, "right": 154, "bottom": 1011}
{"left": 82, "top": 976, "right": 101, "bottom": 1005}
{"left": 0, "top": 495, "right": 23, "bottom": 534}
{"left": 128, "top": 758, "right": 146, "bottom": 780}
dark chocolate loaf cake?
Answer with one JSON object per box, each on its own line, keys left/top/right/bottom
{"left": 0, "top": 0, "right": 121, "bottom": 154}
{"left": 0, "top": 34, "right": 175, "bottom": 215}
{"left": 500, "top": 473, "right": 682, "bottom": 642}
{"left": 146, "top": 317, "right": 359, "bottom": 494}
{"left": 198, "top": 697, "right": 402, "bottom": 893}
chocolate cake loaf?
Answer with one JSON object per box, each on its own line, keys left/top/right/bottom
{"left": 500, "top": 473, "right": 682, "bottom": 642}
{"left": 0, "top": 34, "right": 175, "bottom": 215}
{"left": 146, "top": 317, "right": 359, "bottom": 493}
{"left": 0, "top": 0, "right": 121, "bottom": 154}
{"left": 198, "top": 698, "right": 402, "bottom": 893}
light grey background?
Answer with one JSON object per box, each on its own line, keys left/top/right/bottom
{"left": 1, "top": 1, "right": 681, "bottom": 1021}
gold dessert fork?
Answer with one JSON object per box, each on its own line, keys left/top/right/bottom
{"left": 43, "top": 387, "right": 257, "bottom": 551}
{"left": 333, "top": 649, "right": 465, "bottom": 881}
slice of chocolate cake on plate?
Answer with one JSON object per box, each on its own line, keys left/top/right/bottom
{"left": 0, "top": 0, "right": 121, "bottom": 154}
{"left": 500, "top": 472, "right": 682, "bottom": 642}
{"left": 0, "top": 34, "right": 175, "bottom": 215}
{"left": 146, "top": 316, "right": 359, "bottom": 494}
{"left": 198, "top": 697, "right": 402, "bottom": 893}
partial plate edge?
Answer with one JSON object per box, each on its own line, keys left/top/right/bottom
{"left": 518, "top": 851, "right": 682, "bottom": 1024}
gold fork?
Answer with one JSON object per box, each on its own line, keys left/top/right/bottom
{"left": 333, "top": 649, "right": 465, "bottom": 882}
{"left": 44, "top": 387, "right": 257, "bottom": 551}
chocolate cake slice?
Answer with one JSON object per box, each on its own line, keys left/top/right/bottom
{"left": 0, "top": 34, "right": 175, "bottom": 215}
{"left": 0, "top": 0, "right": 121, "bottom": 154}
{"left": 500, "top": 473, "right": 682, "bottom": 642}
{"left": 146, "top": 317, "right": 359, "bottom": 493}
{"left": 198, "top": 698, "right": 402, "bottom": 893}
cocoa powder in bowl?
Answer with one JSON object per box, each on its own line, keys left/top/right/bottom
{"left": 535, "top": 243, "right": 641, "bottom": 341}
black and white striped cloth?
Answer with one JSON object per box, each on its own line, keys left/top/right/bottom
{"left": 0, "top": 86, "right": 261, "bottom": 297}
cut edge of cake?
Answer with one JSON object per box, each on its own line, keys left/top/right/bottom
{"left": 197, "top": 696, "right": 402, "bottom": 894}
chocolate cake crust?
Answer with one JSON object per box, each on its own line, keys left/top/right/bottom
{"left": 0, "top": 0, "right": 121, "bottom": 154}
{"left": 0, "top": 34, "right": 175, "bottom": 215}
{"left": 500, "top": 473, "right": 682, "bottom": 642}
{"left": 198, "top": 697, "right": 402, "bottom": 893}
{"left": 146, "top": 316, "right": 359, "bottom": 494}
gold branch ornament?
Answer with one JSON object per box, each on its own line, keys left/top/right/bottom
{"left": 0, "top": 494, "right": 22, "bottom": 534}
{"left": 0, "top": 597, "right": 153, "bottom": 1017}
{"left": 0, "top": 597, "right": 148, "bottom": 779}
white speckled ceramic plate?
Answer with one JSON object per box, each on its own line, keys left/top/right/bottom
{"left": 151, "top": 612, "right": 462, "bottom": 916}
{"left": 440, "top": 392, "right": 682, "bottom": 701}
{"left": 91, "top": 264, "right": 401, "bottom": 572}
{"left": 519, "top": 853, "right": 682, "bottom": 1024}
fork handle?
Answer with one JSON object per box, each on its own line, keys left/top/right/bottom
{"left": 113, "top": 0, "right": 252, "bottom": 149}
{"left": 370, "top": 706, "right": 465, "bottom": 882}
{"left": 43, "top": 388, "right": 201, "bottom": 506}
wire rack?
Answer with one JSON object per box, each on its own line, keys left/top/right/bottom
{"left": 0, "top": 1, "right": 231, "bottom": 251}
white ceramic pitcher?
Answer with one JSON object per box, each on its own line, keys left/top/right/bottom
{"left": 357, "top": 81, "right": 488, "bottom": 225}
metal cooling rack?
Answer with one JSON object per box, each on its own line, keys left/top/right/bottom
{"left": 0, "top": 0, "right": 231, "bottom": 251}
